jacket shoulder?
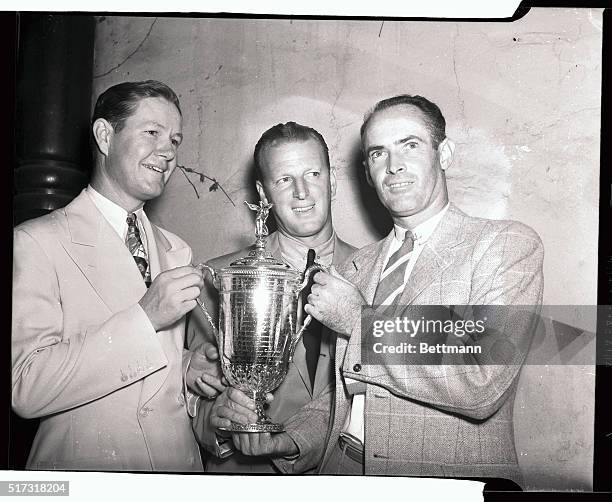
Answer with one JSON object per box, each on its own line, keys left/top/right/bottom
{"left": 460, "top": 212, "right": 543, "bottom": 249}
{"left": 206, "top": 245, "right": 254, "bottom": 269}
{"left": 14, "top": 208, "right": 68, "bottom": 241}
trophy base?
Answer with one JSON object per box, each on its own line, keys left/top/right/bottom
{"left": 220, "top": 422, "right": 285, "bottom": 433}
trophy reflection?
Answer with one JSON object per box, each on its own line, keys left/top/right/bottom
{"left": 197, "top": 200, "right": 325, "bottom": 432}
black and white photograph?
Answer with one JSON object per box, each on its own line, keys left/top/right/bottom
{"left": 6, "top": 2, "right": 610, "bottom": 500}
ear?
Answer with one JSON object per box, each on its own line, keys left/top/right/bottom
{"left": 438, "top": 137, "right": 455, "bottom": 171}
{"left": 329, "top": 165, "right": 337, "bottom": 198}
{"left": 92, "top": 118, "right": 114, "bottom": 157}
{"left": 255, "top": 180, "right": 268, "bottom": 204}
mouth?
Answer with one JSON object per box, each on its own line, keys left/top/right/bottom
{"left": 292, "top": 204, "right": 315, "bottom": 214}
{"left": 386, "top": 180, "right": 415, "bottom": 190}
{"left": 142, "top": 163, "right": 166, "bottom": 174}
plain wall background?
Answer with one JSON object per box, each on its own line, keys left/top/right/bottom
{"left": 92, "top": 8, "right": 601, "bottom": 490}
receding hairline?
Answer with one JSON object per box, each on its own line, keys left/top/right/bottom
{"left": 257, "top": 136, "right": 331, "bottom": 179}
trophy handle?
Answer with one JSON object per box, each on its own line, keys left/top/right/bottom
{"left": 290, "top": 264, "right": 328, "bottom": 360}
{"left": 195, "top": 263, "right": 220, "bottom": 346}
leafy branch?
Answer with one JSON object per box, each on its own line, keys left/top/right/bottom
{"left": 177, "top": 165, "right": 236, "bottom": 207}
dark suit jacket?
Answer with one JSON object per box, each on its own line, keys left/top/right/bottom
{"left": 189, "top": 231, "right": 356, "bottom": 473}
{"left": 12, "top": 190, "right": 203, "bottom": 471}
{"left": 314, "top": 204, "right": 544, "bottom": 485}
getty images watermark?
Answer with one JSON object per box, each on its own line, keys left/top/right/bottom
{"left": 360, "top": 305, "right": 602, "bottom": 366}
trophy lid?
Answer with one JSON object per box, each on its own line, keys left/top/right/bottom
{"left": 218, "top": 200, "right": 300, "bottom": 278}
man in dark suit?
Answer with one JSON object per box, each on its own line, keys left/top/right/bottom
{"left": 12, "top": 80, "right": 224, "bottom": 471}
{"left": 304, "top": 95, "right": 544, "bottom": 486}
{"left": 189, "top": 122, "right": 356, "bottom": 473}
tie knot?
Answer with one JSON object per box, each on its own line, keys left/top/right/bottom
{"left": 401, "top": 230, "right": 415, "bottom": 251}
{"left": 126, "top": 213, "right": 137, "bottom": 227}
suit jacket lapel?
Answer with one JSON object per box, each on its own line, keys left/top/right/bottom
{"left": 63, "top": 191, "right": 148, "bottom": 314}
{"left": 398, "top": 203, "right": 467, "bottom": 306}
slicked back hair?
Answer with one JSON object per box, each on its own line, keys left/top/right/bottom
{"left": 360, "top": 94, "right": 446, "bottom": 149}
{"left": 92, "top": 80, "right": 182, "bottom": 133}
{"left": 254, "top": 122, "right": 330, "bottom": 182}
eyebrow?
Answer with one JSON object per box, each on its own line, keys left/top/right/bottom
{"left": 366, "top": 134, "right": 424, "bottom": 155}
{"left": 147, "top": 121, "right": 183, "bottom": 139}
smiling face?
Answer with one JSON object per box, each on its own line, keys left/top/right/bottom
{"left": 362, "top": 104, "right": 453, "bottom": 228}
{"left": 93, "top": 97, "right": 183, "bottom": 211}
{"left": 256, "top": 138, "right": 336, "bottom": 246}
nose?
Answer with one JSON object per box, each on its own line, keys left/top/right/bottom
{"left": 386, "top": 150, "right": 405, "bottom": 175}
{"left": 293, "top": 177, "right": 309, "bottom": 200}
{"left": 156, "top": 138, "right": 177, "bottom": 161}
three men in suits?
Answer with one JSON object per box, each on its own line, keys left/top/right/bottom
{"left": 12, "top": 80, "right": 223, "bottom": 471}
{"left": 304, "top": 95, "right": 544, "bottom": 485}
{"left": 189, "top": 122, "right": 356, "bottom": 473}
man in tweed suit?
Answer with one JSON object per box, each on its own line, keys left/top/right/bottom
{"left": 304, "top": 95, "right": 544, "bottom": 485}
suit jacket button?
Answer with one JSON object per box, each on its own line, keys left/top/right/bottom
{"left": 139, "top": 407, "right": 149, "bottom": 417}
{"left": 353, "top": 364, "right": 362, "bottom": 372}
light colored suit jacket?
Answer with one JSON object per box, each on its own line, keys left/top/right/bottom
{"left": 12, "top": 190, "right": 203, "bottom": 472}
{"left": 188, "top": 231, "right": 356, "bottom": 473}
{"left": 317, "top": 204, "right": 544, "bottom": 485}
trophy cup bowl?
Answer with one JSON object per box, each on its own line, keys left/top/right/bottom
{"left": 195, "top": 200, "right": 326, "bottom": 433}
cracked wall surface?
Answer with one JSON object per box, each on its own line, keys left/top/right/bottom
{"left": 93, "top": 8, "right": 601, "bottom": 490}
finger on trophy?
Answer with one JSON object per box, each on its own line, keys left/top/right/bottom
{"left": 195, "top": 377, "right": 220, "bottom": 398}
{"left": 227, "top": 388, "right": 257, "bottom": 410}
{"left": 203, "top": 342, "right": 219, "bottom": 360}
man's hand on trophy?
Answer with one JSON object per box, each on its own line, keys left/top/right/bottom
{"left": 186, "top": 342, "right": 226, "bottom": 399}
{"left": 231, "top": 432, "right": 299, "bottom": 458}
{"left": 139, "top": 265, "right": 204, "bottom": 331}
{"left": 209, "top": 388, "right": 273, "bottom": 429}
{"left": 305, "top": 266, "right": 366, "bottom": 337}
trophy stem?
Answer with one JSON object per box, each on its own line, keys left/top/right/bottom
{"left": 227, "top": 392, "right": 285, "bottom": 433}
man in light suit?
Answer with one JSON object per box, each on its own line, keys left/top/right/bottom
{"left": 304, "top": 95, "right": 544, "bottom": 486}
{"left": 189, "top": 122, "right": 356, "bottom": 473}
{"left": 12, "top": 80, "right": 224, "bottom": 471}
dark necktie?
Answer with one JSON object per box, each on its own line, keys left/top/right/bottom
{"left": 372, "top": 231, "right": 415, "bottom": 305}
{"left": 302, "top": 248, "right": 321, "bottom": 389}
{"left": 126, "top": 213, "right": 151, "bottom": 287}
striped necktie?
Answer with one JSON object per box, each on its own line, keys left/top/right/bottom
{"left": 372, "top": 231, "right": 415, "bottom": 305}
{"left": 126, "top": 213, "right": 151, "bottom": 287}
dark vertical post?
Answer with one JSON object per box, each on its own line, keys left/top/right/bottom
{"left": 11, "top": 13, "right": 95, "bottom": 469}
{"left": 14, "top": 13, "right": 95, "bottom": 225}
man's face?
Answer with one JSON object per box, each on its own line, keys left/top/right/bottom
{"left": 256, "top": 138, "right": 336, "bottom": 240}
{"left": 102, "top": 97, "right": 183, "bottom": 209}
{"left": 362, "top": 104, "right": 449, "bottom": 225}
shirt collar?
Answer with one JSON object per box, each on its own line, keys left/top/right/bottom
{"left": 277, "top": 230, "right": 336, "bottom": 270}
{"left": 86, "top": 185, "right": 147, "bottom": 240}
{"left": 393, "top": 203, "right": 450, "bottom": 244}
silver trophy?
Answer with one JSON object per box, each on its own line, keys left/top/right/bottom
{"left": 196, "top": 200, "right": 325, "bottom": 432}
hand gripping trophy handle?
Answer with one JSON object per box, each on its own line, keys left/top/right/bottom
{"left": 290, "top": 263, "right": 328, "bottom": 361}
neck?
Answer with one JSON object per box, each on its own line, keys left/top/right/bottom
{"left": 392, "top": 195, "right": 449, "bottom": 231}
{"left": 277, "top": 222, "right": 334, "bottom": 249}
{"left": 91, "top": 169, "right": 144, "bottom": 213}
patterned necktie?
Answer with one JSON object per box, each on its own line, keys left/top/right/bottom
{"left": 372, "top": 231, "right": 415, "bottom": 305}
{"left": 126, "top": 213, "right": 151, "bottom": 287}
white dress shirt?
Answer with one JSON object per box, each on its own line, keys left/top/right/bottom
{"left": 341, "top": 203, "right": 450, "bottom": 445}
{"left": 86, "top": 185, "right": 150, "bottom": 254}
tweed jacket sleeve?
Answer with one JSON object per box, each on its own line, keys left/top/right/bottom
{"left": 272, "top": 331, "right": 334, "bottom": 473}
{"left": 341, "top": 221, "right": 544, "bottom": 421}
